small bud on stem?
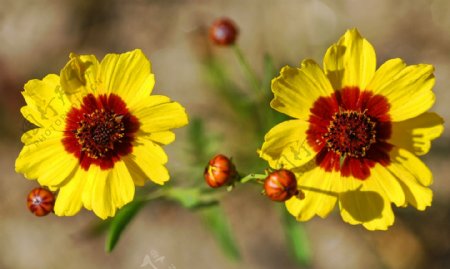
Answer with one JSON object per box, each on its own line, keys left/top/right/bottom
{"left": 204, "top": 154, "right": 237, "bottom": 188}
{"left": 264, "top": 169, "right": 298, "bottom": 202}
{"left": 209, "top": 18, "right": 239, "bottom": 46}
{"left": 27, "top": 187, "right": 55, "bottom": 217}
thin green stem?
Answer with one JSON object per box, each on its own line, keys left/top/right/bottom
{"left": 239, "top": 173, "right": 267, "bottom": 184}
{"left": 232, "top": 45, "right": 270, "bottom": 137}
{"left": 299, "top": 186, "right": 339, "bottom": 197}
{"left": 142, "top": 188, "right": 168, "bottom": 201}
{"left": 232, "top": 45, "right": 261, "bottom": 94}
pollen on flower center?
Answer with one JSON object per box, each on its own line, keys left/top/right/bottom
{"left": 322, "top": 110, "right": 376, "bottom": 157}
{"left": 63, "top": 93, "right": 140, "bottom": 170}
{"left": 75, "top": 110, "right": 125, "bottom": 159}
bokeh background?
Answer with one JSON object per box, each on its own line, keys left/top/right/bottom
{"left": 1, "top": 0, "right": 449, "bottom": 268}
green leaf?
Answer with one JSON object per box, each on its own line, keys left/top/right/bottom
{"left": 200, "top": 205, "right": 241, "bottom": 261}
{"left": 105, "top": 199, "right": 146, "bottom": 252}
{"left": 280, "top": 207, "right": 312, "bottom": 266}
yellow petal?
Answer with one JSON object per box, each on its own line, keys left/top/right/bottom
{"left": 21, "top": 74, "right": 69, "bottom": 129}
{"left": 386, "top": 161, "right": 432, "bottom": 210}
{"left": 286, "top": 167, "right": 339, "bottom": 220}
{"left": 390, "top": 112, "right": 444, "bottom": 156}
{"left": 124, "top": 158, "right": 148, "bottom": 186}
{"left": 20, "top": 126, "right": 61, "bottom": 145}
{"left": 369, "top": 165, "right": 405, "bottom": 207}
{"left": 339, "top": 185, "right": 394, "bottom": 231}
{"left": 90, "top": 168, "right": 115, "bottom": 219}
{"left": 81, "top": 165, "right": 106, "bottom": 211}
{"left": 54, "top": 167, "right": 87, "bottom": 216}
{"left": 146, "top": 131, "right": 176, "bottom": 145}
{"left": 259, "top": 119, "right": 315, "bottom": 169}
{"left": 323, "top": 28, "right": 376, "bottom": 91}
{"left": 99, "top": 49, "right": 155, "bottom": 107}
{"left": 367, "top": 59, "right": 435, "bottom": 121}
{"left": 84, "top": 163, "right": 135, "bottom": 219}
{"left": 389, "top": 148, "right": 432, "bottom": 187}
{"left": 133, "top": 96, "right": 188, "bottom": 134}
{"left": 60, "top": 53, "right": 101, "bottom": 105}
{"left": 109, "top": 161, "right": 135, "bottom": 209}
{"left": 36, "top": 150, "right": 78, "bottom": 188}
{"left": 271, "top": 59, "right": 334, "bottom": 119}
{"left": 16, "top": 134, "right": 75, "bottom": 187}
{"left": 129, "top": 138, "right": 170, "bottom": 185}
{"left": 131, "top": 95, "right": 170, "bottom": 112}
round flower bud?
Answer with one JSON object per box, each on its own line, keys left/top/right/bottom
{"left": 204, "top": 154, "right": 236, "bottom": 188}
{"left": 27, "top": 187, "right": 55, "bottom": 217}
{"left": 209, "top": 18, "right": 239, "bottom": 46}
{"left": 264, "top": 169, "right": 298, "bottom": 202}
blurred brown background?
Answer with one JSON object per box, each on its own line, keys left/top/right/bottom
{"left": 1, "top": 0, "right": 449, "bottom": 268}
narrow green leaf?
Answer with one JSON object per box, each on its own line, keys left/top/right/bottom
{"left": 105, "top": 199, "right": 146, "bottom": 252}
{"left": 204, "top": 57, "right": 253, "bottom": 118}
{"left": 280, "top": 207, "right": 312, "bottom": 266}
{"left": 200, "top": 205, "right": 241, "bottom": 261}
{"left": 187, "top": 118, "right": 214, "bottom": 165}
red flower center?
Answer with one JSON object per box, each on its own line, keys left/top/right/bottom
{"left": 307, "top": 87, "right": 392, "bottom": 180}
{"left": 63, "top": 94, "right": 140, "bottom": 170}
{"left": 323, "top": 110, "right": 376, "bottom": 158}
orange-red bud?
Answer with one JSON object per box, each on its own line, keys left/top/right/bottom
{"left": 209, "top": 18, "right": 239, "bottom": 46}
{"left": 204, "top": 154, "right": 236, "bottom": 188}
{"left": 264, "top": 169, "right": 298, "bottom": 202}
{"left": 27, "top": 188, "right": 55, "bottom": 217}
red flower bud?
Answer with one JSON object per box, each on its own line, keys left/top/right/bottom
{"left": 204, "top": 154, "right": 236, "bottom": 188}
{"left": 27, "top": 188, "right": 55, "bottom": 217}
{"left": 264, "top": 169, "right": 298, "bottom": 202}
{"left": 209, "top": 18, "right": 239, "bottom": 46}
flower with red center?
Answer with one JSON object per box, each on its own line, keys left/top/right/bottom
{"left": 259, "top": 29, "right": 444, "bottom": 230}
{"left": 16, "top": 49, "right": 188, "bottom": 219}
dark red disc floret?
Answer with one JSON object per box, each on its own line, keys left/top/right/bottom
{"left": 62, "top": 94, "right": 140, "bottom": 170}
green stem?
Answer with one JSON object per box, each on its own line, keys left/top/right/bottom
{"left": 239, "top": 173, "right": 267, "bottom": 184}
{"left": 142, "top": 188, "right": 168, "bottom": 201}
{"left": 299, "top": 186, "right": 339, "bottom": 197}
{"left": 232, "top": 45, "right": 261, "bottom": 94}
{"left": 232, "top": 45, "right": 269, "bottom": 137}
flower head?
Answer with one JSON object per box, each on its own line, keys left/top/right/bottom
{"left": 259, "top": 29, "right": 444, "bottom": 230}
{"left": 16, "top": 49, "right": 188, "bottom": 219}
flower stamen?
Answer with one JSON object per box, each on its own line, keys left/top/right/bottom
{"left": 323, "top": 110, "right": 376, "bottom": 158}
{"left": 75, "top": 110, "right": 126, "bottom": 159}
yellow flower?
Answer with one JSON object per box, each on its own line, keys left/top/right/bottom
{"left": 16, "top": 49, "right": 188, "bottom": 219}
{"left": 259, "top": 29, "right": 444, "bottom": 230}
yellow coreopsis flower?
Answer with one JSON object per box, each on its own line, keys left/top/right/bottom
{"left": 259, "top": 29, "right": 444, "bottom": 230}
{"left": 16, "top": 49, "right": 188, "bottom": 219}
